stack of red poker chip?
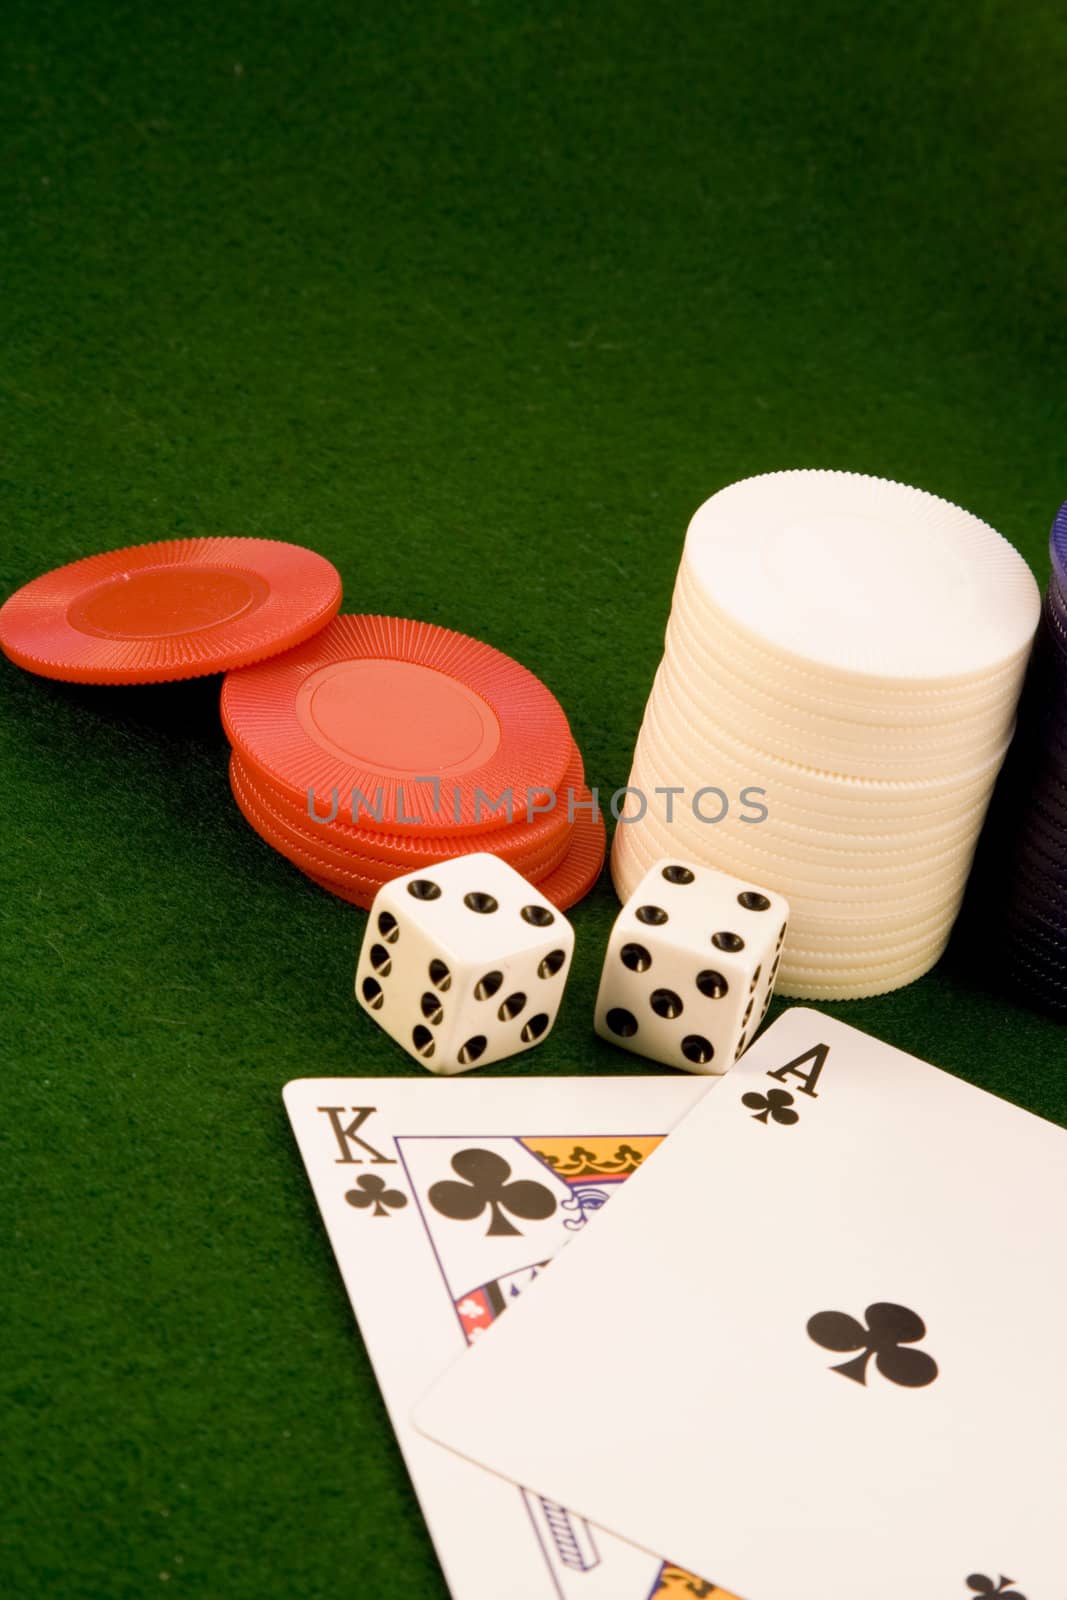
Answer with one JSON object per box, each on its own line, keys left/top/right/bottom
{"left": 220, "top": 614, "right": 606, "bottom": 910}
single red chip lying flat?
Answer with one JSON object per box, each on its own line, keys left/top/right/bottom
{"left": 221, "top": 615, "right": 575, "bottom": 835}
{"left": 0, "top": 537, "right": 343, "bottom": 684}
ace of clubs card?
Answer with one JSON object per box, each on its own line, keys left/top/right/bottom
{"left": 284, "top": 1074, "right": 734, "bottom": 1600}
{"left": 415, "top": 1009, "right": 1067, "bottom": 1600}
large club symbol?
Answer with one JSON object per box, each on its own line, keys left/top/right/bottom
{"left": 807, "top": 1301, "right": 939, "bottom": 1387}
{"left": 429, "top": 1148, "right": 558, "bottom": 1237}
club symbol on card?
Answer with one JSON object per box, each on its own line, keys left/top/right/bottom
{"left": 807, "top": 1302, "right": 938, "bottom": 1388}
{"left": 966, "top": 1577, "right": 1026, "bottom": 1599}
{"left": 741, "top": 1087, "right": 798, "bottom": 1126}
{"left": 428, "top": 1148, "right": 558, "bottom": 1237}
{"left": 344, "top": 1173, "right": 408, "bottom": 1218}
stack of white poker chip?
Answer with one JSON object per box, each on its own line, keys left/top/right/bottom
{"left": 613, "top": 471, "right": 1041, "bottom": 999}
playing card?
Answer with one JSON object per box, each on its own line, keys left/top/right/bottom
{"left": 283, "top": 1075, "right": 734, "bottom": 1600}
{"left": 414, "top": 1010, "right": 1067, "bottom": 1600}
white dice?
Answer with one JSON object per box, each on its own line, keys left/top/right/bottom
{"left": 595, "top": 857, "right": 788, "bottom": 1072}
{"left": 356, "top": 852, "right": 575, "bottom": 1073}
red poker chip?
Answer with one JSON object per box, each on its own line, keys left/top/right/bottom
{"left": 221, "top": 615, "right": 575, "bottom": 835}
{"left": 533, "top": 797, "right": 606, "bottom": 909}
{"left": 301, "top": 871, "right": 391, "bottom": 911}
{"left": 300, "top": 792, "right": 606, "bottom": 912}
{"left": 229, "top": 753, "right": 572, "bottom": 887}
{"left": 0, "top": 537, "right": 342, "bottom": 684}
{"left": 238, "top": 741, "right": 584, "bottom": 869}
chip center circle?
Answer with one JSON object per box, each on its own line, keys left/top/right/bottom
{"left": 67, "top": 566, "right": 268, "bottom": 639}
{"left": 766, "top": 511, "right": 968, "bottom": 621}
{"left": 295, "top": 659, "right": 502, "bottom": 775}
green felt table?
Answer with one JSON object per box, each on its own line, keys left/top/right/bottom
{"left": 3, "top": 1, "right": 1066, "bottom": 1594}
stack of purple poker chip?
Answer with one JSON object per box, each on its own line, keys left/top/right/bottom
{"left": 1052, "top": 497, "right": 1067, "bottom": 586}
{"left": 1000, "top": 503, "right": 1067, "bottom": 1014}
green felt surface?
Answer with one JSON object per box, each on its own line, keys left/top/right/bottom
{"left": 2, "top": 1, "right": 1066, "bottom": 1594}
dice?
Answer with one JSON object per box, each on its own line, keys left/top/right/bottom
{"left": 355, "top": 852, "right": 575, "bottom": 1073}
{"left": 595, "top": 857, "right": 788, "bottom": 1072}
